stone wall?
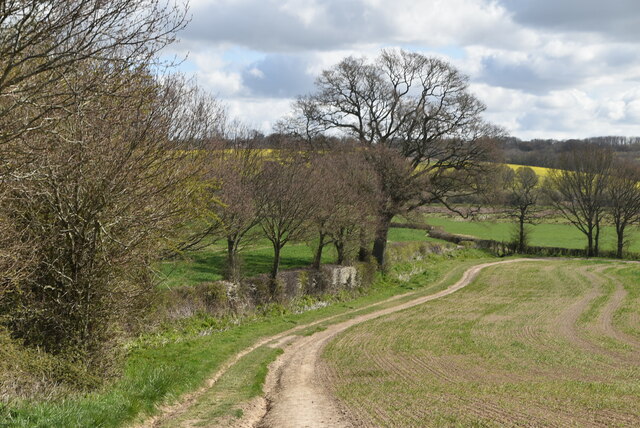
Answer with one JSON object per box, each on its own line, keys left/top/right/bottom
{"left": 272, "top": 265, "right": 360, "bottom": 299}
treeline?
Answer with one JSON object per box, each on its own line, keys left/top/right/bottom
{"left": 503, "top": 136, "right": 640, "bottom": 168}
{"left": 199, "top": 142, "right": 380, "bottom": 287}
{"left": 495, "top": 144, "right": 640, "bottom": 258}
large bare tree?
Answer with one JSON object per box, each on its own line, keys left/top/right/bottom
{"left": 607, "top": 159, "right": 640, "bottom": 258}
{"left": 545, "top": 145, "right": 613, "bottom": 257}
{"left": 283, "top": 49, "right": 499, "bottom": 265}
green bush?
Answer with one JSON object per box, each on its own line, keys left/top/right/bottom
{"left": 0, "top": 328, "right": 97, "bottom": 402}
{"left": 355, "top": 260, "right": 378, "bottom": 290}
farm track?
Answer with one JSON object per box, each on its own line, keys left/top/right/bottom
{"left": 255, "top": 259, "right": 541, "bottom": 428}
{"left": 138, "top": 258, "right": 640, "bottom": 427}
{"left": 133, "top": 258, "right": 486, "bottom": 428}
{"left": 137, "top": 258, "right": 539, "bottom": 428}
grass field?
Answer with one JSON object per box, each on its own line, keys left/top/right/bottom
{"left": 425, "top": 215, "right": 640, "bottom": 253}
{"left": 157, "top": 227, "right": 440, "bottom": 288}
{"left": 323, "top": 260, "right": 640, "bottom": 427}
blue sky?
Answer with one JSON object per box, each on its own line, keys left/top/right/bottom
{"left": 167, "top": 0, "right": 640, "bottom": 139}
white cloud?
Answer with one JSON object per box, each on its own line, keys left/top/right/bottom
{"left": 167, "top": 0, "right": 640, "bottom": 139}
{"left": 226, "top": 97, "right": 294, "bottom": 132}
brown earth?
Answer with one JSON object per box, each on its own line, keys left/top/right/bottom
{"left": 320, "top": 261, "right": 640, "bottom": 427}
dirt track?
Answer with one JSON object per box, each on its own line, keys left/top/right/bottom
{"left": 253, "top": 258, "right": 542, "bottom": 428}
{"left": 135, "top": 258, "right": 640, "bottom": 427}
{"left": 136, "top": 258, "right": 543, "bottom": 428}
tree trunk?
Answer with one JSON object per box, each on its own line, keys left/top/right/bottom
{"left": 372, "top": 214, "right": 393, "bottom": 267}
{"left": 586, "top": 230, "right": 594, "bottom": 257}
{"left": 358, "top": 246, "right": 369, "bottom": 262}
{"left": 270, "top": 244, "right": 281, "bottom": 281}
{"left": 594, "top": 223, "right": 600, "bottom": 257}
{"left": 335, "top": 240, "right": 346, "bottom": 265}
{"left": 518, "top": 216, "right": 525, "bottom": 253}
{"left": 616, "top": 225, "right": 625, "bottom": 259}
{"left": 226, "top": 237, "right": 239, "bottom": 281}
{"left": 357, "top": 227, "right": 370, "bottom": 261}
{"left": 313, "top": 232, "right": 325, "bottom": 269}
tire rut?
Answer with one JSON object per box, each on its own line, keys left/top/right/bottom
{"left": 595, "top": 271, "right": 640, "bottom": 351}
{"left": 553, "top": 266, "right": 639, "bottom": 367}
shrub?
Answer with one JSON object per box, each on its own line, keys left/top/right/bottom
{"left": 0, "top": 328, "right": 97, "bottom": 402}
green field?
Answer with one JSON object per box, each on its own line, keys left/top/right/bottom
{"left": 158, "top": 227, "right": 440, "bottom": 288}
{"left": 324, "top": 260, "right": 640, "bottom": 426}
{"left": 425, "top": 215, "right": 640, "bottom": 253}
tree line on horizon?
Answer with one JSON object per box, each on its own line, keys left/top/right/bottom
{"left": 502, "top": 135, "right": 640, "bottom": 168}
{"left": 496, "top": 144, "right": 640, "bottom": 258}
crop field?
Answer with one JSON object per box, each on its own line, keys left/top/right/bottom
{"left": 323, "top": 260, "right": 640, "bottom": 427}
{"left": 505, "top": 163, "right": 553, "bottom": 177}
{"left": 425, "top": 215, "right": 640, "bottom": 253}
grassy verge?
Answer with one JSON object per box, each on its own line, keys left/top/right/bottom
{"left": 161, "top": 345, "right": 283, "bottom": 427}
{"left": 1, "top": 248, "right": 493, "bottom": 428}
{"left": 323, "top": 260, "right": 640, "bottom": 427}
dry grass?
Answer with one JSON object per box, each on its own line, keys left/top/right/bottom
{"left": 323, "top": 260, "right": 640, "bottom": 427}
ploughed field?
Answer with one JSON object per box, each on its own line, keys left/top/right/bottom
{"left": 322, "top": 260, "right": 640, "bottom": 427}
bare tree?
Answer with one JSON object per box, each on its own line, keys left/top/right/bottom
{"left": 254, "top": 154, "right": 318, "bottom": 292}
{"left": 0, "top": 0, "right": 187, "bottom": 148}
{"left": 364, "top": 146, "right": 429, "bottom": 265}
{"left": 308, "top": 149, "right": 380, "bottom": 268}
{"left": 207, "top": 142, "right": 263, "bottom": 281}
{"left": 284, "top": 49, "right": 499, "bottom": 265}
{"left": 607, "top": 160, "right": 640, "bottom": 258}
{"left": 545, "top": 145, "right": 613, "bottom": 257}
{"left": 500, "top": 166, "right": 541, "bottom": 252}
{"left": 0, "top": 67, "right": 219, "bottom": 364}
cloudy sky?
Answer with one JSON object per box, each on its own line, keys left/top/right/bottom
{"left": 168, "top": 0, "right": 640, "bottom": 140}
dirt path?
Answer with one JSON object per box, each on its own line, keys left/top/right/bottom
{"left": 135, "top": 258, "right": 544, "bottom": 428}
{"left": 253, "top": 258, "right": 543, "bottom": 428}
{"left": 139, "top": 259, "right": 486, "bottom": 428}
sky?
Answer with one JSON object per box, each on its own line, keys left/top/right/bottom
{"left": 167, "top": 0, "right": 640, "bottom": 140}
